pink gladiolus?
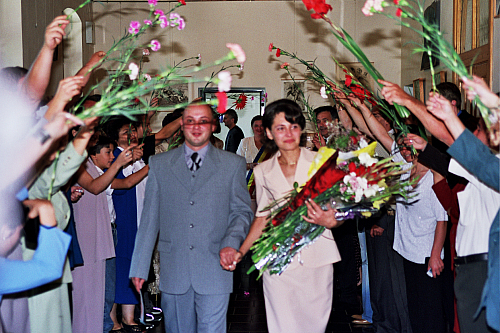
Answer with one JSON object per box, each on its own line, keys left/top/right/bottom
{"left": 148, "top": 0, "right": 158, "bottom": 6}
{"left": 128, "top": 21, "right": 141, "bottom": 35}
{"left": 197, "top": 54, "right": 201, "bottom": 62}
{"left": 218, "top": 71, "right": 232, "bottom": 92}
{"left": 143, "top": 73, "right": 152, "bottom": 81}
{"left": 128, "top": 63, "right": 139, "bottom": 80}
{"left": 280, "top": 62, "right": 290, "bottom": 69}
{"left": 268, "top": 43, "right": 273, "bottom": 52}
{"left": 226, "top": 43, "right": 246, "bottom": 64}
{"left": 144, "top": 19, "right": 152, "bottom": 26}
{"left": 159, "top": 15, "right": 168, "bottom": 28}
{"left": 143, "top": 49, "right": 150, "bottom": 56}
{"left": 154, "top": 9, "right": 164, "bottom": 16}
{"left": 150, "top": 39, "right": 161, "bottom": 51}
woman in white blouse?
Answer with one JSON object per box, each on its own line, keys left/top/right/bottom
{"left": 236, "top": 115, "right": 265, "bottom": 170}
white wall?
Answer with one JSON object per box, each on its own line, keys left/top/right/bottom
{"left": 0, "top": 0, "right": 23, "bottom": 67}
{"left": 93, "top": 0, "right": 402, "bottom": 120}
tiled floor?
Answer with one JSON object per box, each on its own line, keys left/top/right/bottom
{"left": 149, "top": 268, "right": 374, "bottom": 333}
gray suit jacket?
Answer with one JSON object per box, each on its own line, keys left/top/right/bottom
{"left": 129, "top": 143, "right": 252, "bottom": 295}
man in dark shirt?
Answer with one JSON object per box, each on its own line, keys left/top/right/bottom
{"left": 223, "top": 109, "right": 244, "bottom": 153}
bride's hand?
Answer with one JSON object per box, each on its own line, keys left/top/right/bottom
{"left": 302, "top": 198, "right": 344, "bottom": 229}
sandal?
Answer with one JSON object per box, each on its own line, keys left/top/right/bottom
{"left": 122, "top": 323, "right": 143, "bottom": 333}
{"left": 109, "top": 329, "right": 125, "bottom": 333}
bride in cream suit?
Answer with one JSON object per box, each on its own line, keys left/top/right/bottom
{"left": 234, "top": 99, "right": 342, "bottom": 333}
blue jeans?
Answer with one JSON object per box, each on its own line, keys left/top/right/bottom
{"left": 103, "top": 225, "right": 117, "bottom": 333}
{"left": 358, "top": 231, "right": 373, "bottom": 322}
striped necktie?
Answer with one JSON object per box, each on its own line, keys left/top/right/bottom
{"left": 190, "top": 152, "right": 201, "bottom": 171}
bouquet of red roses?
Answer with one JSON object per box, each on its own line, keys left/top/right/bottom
{"left": 249, "top": 148, "right": 412, "bottom": 277}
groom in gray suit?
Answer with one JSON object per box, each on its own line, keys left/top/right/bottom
{"left": 129, "top": 103, "right": 253, "bottom": 333}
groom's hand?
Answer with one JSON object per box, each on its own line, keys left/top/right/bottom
{"left": 219, "top": 247, "right": 237, "bottom": 271}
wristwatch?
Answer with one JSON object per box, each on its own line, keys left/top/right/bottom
{"left": 33, "top": 127, "right": 51, "bottom": 145}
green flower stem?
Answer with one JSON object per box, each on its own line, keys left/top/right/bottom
{"left": 65, "top": 0, "right": 92, "bottom": 22}
{"left": 377, "top": 2, "right": 496, "bottom": 127}
{"left": 47, "top": 151, "right": 60, "bottom": 201}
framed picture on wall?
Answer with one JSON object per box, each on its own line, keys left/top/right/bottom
{"left": 433, "top": 71, "right": 447, "bottom": 85}
{"left": 281, "top": 79, "right": 306, "bottom": 111}
{"left": 413, "top": 78, "right": 426, "bottom": 103}
{"left": 336, "top": 62, "right": 375, "bottom": 91}
{"left": 149, "top": 79, "right": 193, "bottom": 133}
{"left": 198, "top": 87, "right": 267, "bottom": 142}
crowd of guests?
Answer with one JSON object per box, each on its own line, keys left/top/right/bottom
{"left": 0, "top": 13, "right": 498, "bottom": 333}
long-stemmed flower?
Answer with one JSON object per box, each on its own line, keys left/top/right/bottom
{"left": 299, "top": 0, "right": 412, "bottom": 123}
{"left": 270, "top": 44, "right": 411, "bottom": 137}
{"left": 362, "top": 0, "right": 495, "bottom": 127}
{"left": 71, "top": 0, "right": 240, "bottom": 123}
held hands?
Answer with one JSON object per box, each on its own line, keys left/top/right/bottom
{"left": 23, "top": 199, "right": 57, "bottom": 227}
{"left": 302, "top": 198, "right": 343, "bottom": 229}
{"left": 219, "top": 247, "right": 238, "bottom": 271}
{"left": 427, "top": 254, "right": 444, "bottom": 278}
{"left": 44, "top": 15, "right": 69, "bottom": 50}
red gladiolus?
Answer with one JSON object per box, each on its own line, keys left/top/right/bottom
{"left": 271, "top": 152, "right": 347, "bottom": 227}
{"left": 276, "top": 48, "right": 281, "bottom": 57}
{"left": 235, "top": 93, "right": 247, "bottom": 110}
{"left": 396, "top": 8, "right": 403, "bottom": 17}
{"left": 394, "top": 0, "right": 400, "bottom": 4}
{"left": 302, "top": 0, "right": 332, "bottom": 19}
{"left": 350, "top": 135, "right": 358, "bottom": 145}
{"left": 345, "top": 75, "right": 352, "bottom": 87}
{"left": 179, "top": 0, "right": 186, "bottom": 5}
{"left": 216, "top": 92, "right": 227, "bottom": 114}
{"left": 269, "top": 43, "right": 274, "bottom": 52}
